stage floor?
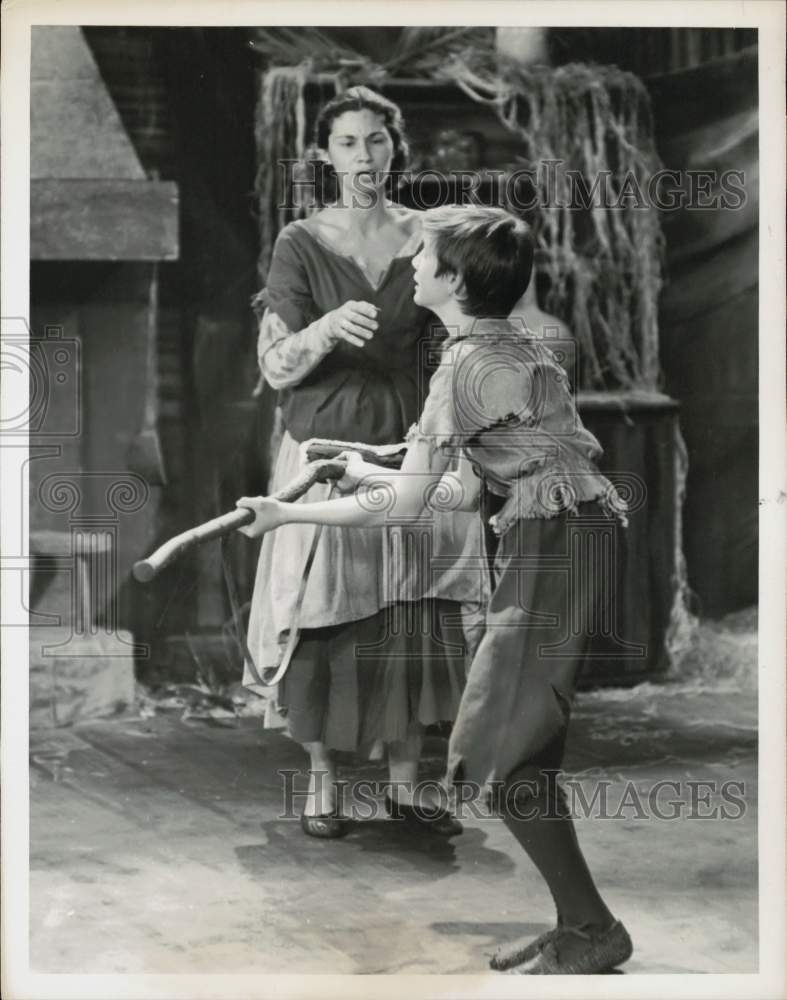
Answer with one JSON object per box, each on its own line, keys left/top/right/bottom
{"left": 28, "top": 671, "right": 758, "bottom": 977}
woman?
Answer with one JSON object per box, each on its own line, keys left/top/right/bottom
{"left": 238, "top": 206, "right": 633, "bottom": 974}
{"left": 246, "top": 87, "right": 485, "bottom": 838}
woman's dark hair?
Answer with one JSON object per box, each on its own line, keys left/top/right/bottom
{"left": 305, "top": 85, "right": 409, "bottom": 206}
{"left": 422, "top": 206, "right": 535, "bottom": 318}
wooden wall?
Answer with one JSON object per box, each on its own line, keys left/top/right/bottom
{"left": 84, "top": 28, "right": 264, "bottom": 665}
{"left": 649, "top": 47, "right": 758, "bottom": 616}
{"left": 549, "top": 27, "right": 757, "bottom": 75}
{"left": 29, "top": 26, "right": 177, "bottom": 665}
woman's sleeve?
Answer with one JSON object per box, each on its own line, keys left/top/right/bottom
{"left": 257, "top": 309, "right": 335, "bottom": 391}
{"left": 255, "top": 226, "right": 336, "bottom": 391}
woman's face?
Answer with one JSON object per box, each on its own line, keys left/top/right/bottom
{"left": 326, "top": 109, "right": 395, "bottom": 203}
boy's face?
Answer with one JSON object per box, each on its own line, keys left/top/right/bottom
{"left": 412, "top": 235, "right": 457, "bottom": 311}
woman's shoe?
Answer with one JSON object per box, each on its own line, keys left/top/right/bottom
{"left": 384, "top": 792, "right": 463, "bottom": 837}
{"left": 300, "top": 810, "right": 350, "bottom": 839}
{"left": 505, "top": 920, "right": 633, "bottom": 975}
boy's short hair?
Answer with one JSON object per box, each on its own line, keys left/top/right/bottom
{"left": 422, "top": 206, "right": 534, "bottom": 318}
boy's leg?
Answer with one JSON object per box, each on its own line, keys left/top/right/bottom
{"left": 493, "top": 767, "right": 631, "bottom": 973}
{"left": 503, "top": 771, "right": 614, "bottom": 933}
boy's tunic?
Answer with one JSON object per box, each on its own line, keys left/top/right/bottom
{"left": 406, "top": 320, "right": 627, "bottom": 797}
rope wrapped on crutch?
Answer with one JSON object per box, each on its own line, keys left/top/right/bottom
{"left": 132, "top": 438, "right": 406, "bottom": 582}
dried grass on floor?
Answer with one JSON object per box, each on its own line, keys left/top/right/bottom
{"left": 672, "top": 606, "right": 757, "bottom": 689}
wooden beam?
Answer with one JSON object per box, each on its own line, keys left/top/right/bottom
{"left": 576, "top": 390, "right": 678, "bottom": 413}
{"left": 31, "top": 180, "right": 179, "bottom": 261}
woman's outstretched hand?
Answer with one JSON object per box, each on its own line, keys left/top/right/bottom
{"left": 235, "top": 496, "right": 286, "bottom": 538}
{"left": 326, "top": 300, "right": 378, "bottom": 348}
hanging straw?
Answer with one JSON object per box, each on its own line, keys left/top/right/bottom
{"left": 252, "top": 36, "right": 665, "bottom": 391}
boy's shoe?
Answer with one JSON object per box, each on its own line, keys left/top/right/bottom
{"left": 506, "top": 919, "right": 633, "bottom": 975}
{"left": 489, "top": 926, "right": 559, "bottom": 970}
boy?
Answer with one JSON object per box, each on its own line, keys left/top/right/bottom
{"left": 238, "top": 206, "right": 632, "bottom": 974}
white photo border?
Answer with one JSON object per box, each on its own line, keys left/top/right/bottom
{"left": 2, "top": 3, "right": 785, "bottom": 998}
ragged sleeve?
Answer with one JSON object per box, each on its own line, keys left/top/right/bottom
{"left": 404, "top": 348, "right": 465, "bottom": 471}
{"left": 449, "top": 338, "right": 572, "bottom": 448}
{"left": 255, "top": 226, "right": 336, "bottom": 391}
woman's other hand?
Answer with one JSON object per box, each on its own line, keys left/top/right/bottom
{"left": 236, "top": 496, "right": 287, "bottom": 537}
{"left": 326, "top": 300, "right": 378, "bottom": 347}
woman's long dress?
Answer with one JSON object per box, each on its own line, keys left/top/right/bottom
{"left": 244, "top": 217, "right": 487, "bottom": 754}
